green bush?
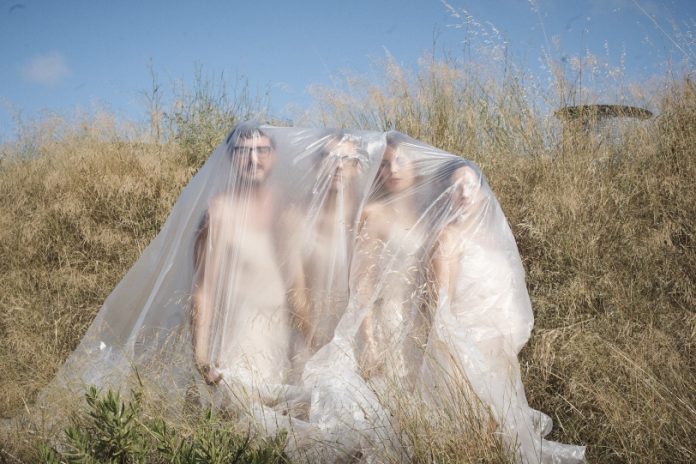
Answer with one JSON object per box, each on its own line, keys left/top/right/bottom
{"left": 39, "top": 387, "right": 287, "bottom": 464}
{"left": 163, "top": 70, "right": 270, "bottom": 168}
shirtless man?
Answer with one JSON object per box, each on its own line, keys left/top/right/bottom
{"left": 192, "top": 124, "right": 290, "bottom": 387}
{"left": 284, "top": 133, "right": 365, "bottom": 375}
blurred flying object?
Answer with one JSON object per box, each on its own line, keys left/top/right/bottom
{"left": 565, "top": 14, "right": 582, "bottom": 31}
{"left": 8, "top": 3, "right": 25, "bottom": 14}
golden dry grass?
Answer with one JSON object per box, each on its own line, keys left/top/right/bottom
{"left": 1, "top": 63, "right": 695, "bottom": 462}
{"left": 310, "top": 61, "right": 696, "bottom": 462}
{"left": 0, "top": 118, "right": 195, "bottom": 417}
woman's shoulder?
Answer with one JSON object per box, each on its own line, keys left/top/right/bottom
{"left": 436, "top": 224, "right": 465, "bottom": 256}
{"left": 359, "top": 202, "right": 389, "bottom": 230}
{"left": 361, "top": 201, "right": 388, "bottom": 220}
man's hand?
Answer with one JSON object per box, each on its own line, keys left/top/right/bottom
{"left": 198, "top": 363, "right": 224, "bottom": 385}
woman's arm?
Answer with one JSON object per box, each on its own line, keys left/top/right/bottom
{"left": 354, "top": 207, "right": 385, "bottom": 378}
{"left": 277, "top": 208, "right": 314, "bottom": 346}
{"left": 287, "top": 243, "right": 312, "bottom": 344}
{"left": 431, "top": 226, "right": 461, "bottom": 307}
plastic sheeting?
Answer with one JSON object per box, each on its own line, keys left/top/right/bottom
{"left": 37, "top": 122, "right": 585, "bottom": 463}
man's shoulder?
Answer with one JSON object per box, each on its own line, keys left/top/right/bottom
{"left": 207, "top": 193, "right": 235, "bottom": 215}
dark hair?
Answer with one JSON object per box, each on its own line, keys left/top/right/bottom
{"left": 434, "top": 157, "right": 471, "bottom": 186}
{"left": 225, "top": 122, "right": 275, "bottom": 151}
{"left": 385, "top": 130, "right": 410, "bottom": 150}
{"left": 316, "top": 129, "right": 345, "bottom": 159}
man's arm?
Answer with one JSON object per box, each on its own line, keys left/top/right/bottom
{"left": 191, "top": 211, "right": 222, "bottom": 384}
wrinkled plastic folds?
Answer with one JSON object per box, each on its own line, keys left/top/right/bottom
{"left": 38, "top": 122, "right": 585, "bottom": 463}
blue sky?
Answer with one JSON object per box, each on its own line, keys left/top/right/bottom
{"left": 1, "top": 0, "right": 694, "bottom": 141}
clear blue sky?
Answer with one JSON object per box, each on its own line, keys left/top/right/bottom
{"left": 1, "top": 0, "right": 694, "bottom": 141}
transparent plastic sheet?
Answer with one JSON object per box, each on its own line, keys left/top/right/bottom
{"left": 31, "top": 122, "right": 585, "bottom": 463}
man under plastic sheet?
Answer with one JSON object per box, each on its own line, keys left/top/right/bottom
{"left": 192, "top": 126, "right": 292, "bottom": 390}
{"left": 280, "top": 132, "right": 368, "bottom": 379}
{"left": 32, "top": 122, "right": 586, "bottom": 463}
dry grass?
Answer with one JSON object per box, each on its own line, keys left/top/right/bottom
{"left": 380, "top": 370, "right": 519, "bottom": 463}
{"left": 310, "top": 60, "right": 696, "bottom": 462}
{"left": 0, "top": 116, "right": 195, "bottom": 418}
{"left": 1, "top": 61, "right": 695, "bottom": 462}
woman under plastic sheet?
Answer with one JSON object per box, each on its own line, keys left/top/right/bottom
{"left": 421, "top": 157, "right": 564, "bottom": 462}
{"left": 354, "top": 132, "right": 431, "bottom": 383}
{"left": 31, "top": 122, "right": 585, "bottom": 463}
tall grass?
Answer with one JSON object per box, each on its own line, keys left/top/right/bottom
{"left": 0, "top": 123, "right": 186, "bottom": 414}
{"left": 161, "top": 70, "right": 272, "bottom": 166}
{"left": 1, "top": 58, "right": 695, "bottom": 462}
{"left": 0, "top": 75, "right": 262, "bottom": 420}
{"left": 309, "top": 58, "right": 696, "bottom": 462}
{"left": 309, "top": 54, "right": 548, "bottom": 159}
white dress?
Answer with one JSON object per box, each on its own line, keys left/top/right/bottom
{"left": 421, "top": 225, "right": 584, "bottom": 464}
{"left": 297, "top": 205, "right": 428, "bottom": 461}
{"left": 302, "top": 223, "right": 350, "bottom": 350}
{"left": 356, "top": 220, "right": 427, "bottom": 385}
{"left": 278, "top": 201, "right": 354, "bottom": 381}
{"left": 215, "top": 231, "right": 291, "bottom": 386}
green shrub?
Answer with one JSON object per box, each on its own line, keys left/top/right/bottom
{"left": 39, "top": 387, "right": 287, "bottom": 464}
{"left": 163, "top": 70, "right": 270, "bottom": 169}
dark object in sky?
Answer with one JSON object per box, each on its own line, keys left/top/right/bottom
{"left": 555, "top": 104, "right": 653, "bottom": 121}
{"left": 8, "top": 3, "right": 25, "bottom": 14}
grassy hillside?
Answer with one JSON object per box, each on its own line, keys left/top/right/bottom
{"left": 0, "top": 67, "right": 694, "bottom": 462}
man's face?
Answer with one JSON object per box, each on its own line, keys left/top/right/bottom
{"left": 230, "top": 135, "right": 275, "bottom": 184}
{"left": 324, "top": 140, "right": 362, "bottom": 191}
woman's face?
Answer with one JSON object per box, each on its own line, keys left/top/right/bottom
{"left": 449, "top": 166, "right": 479, "bottom": 211}
{"left": 379, "top": 146, "right": 416, "bottom": 194}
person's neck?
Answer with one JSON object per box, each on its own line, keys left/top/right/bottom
{"left": 233, "top": 182, "right": 267, "bottom": 198}
{"left": 387, "top": 193, "right": 414, "bottom": 213}
{"left": 324, "top": 187, "right": 355, "bottom": 220}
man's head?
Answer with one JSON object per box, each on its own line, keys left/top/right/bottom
{"left": 317, "top": 132, "right": 365, "bottom": 192}
{"left": 227, "top": 125, "right": 276, "bottom": 185}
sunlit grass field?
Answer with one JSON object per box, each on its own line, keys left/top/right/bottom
{"left": 0, "top": 56, "right": 694, "bottom": 462}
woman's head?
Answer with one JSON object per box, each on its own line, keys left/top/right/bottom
{"left": 435, "top": 158, "right": 482, "bottom": 212}
{"left": 378, "top": 132, "right": 417, "bottom": 195}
